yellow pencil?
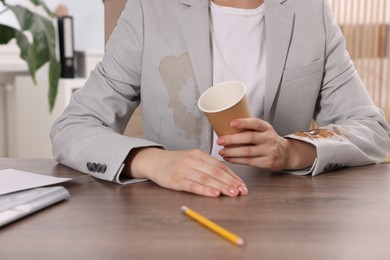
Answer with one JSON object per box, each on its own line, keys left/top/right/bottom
{"left": 181, "top": 205, "right": 245, "bottom": 246}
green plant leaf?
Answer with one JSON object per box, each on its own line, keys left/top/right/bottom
{"left": 0, "top": 24, "right": 18, "bottom": 44}
{"left": 4, "top": 4, "right": 61, "bottom": 111}
{"left": 9, "top": 5, "right": 54, "bottom": 68}
{"left": 48, "top": 56, "right": 61, "bottom": 111}
{"left": 0, "top": 24, "right": 38, "bottom": 83}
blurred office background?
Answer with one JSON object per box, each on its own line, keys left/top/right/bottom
{"left": 0, "top": 0, "right": 389, "bottom": 160}
{"left": 0, "top": 0, "right": 104, "bottom": 158}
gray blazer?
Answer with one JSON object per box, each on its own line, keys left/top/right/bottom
{"left": 50, "top": 0, "right": 390, "bottom": 183}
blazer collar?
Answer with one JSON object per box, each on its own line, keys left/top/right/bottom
{"left": 263, "top": 0, "right": 294, "bottom": 121}
{"left": 178, "top": 0, "right": 212, "bottom": 94}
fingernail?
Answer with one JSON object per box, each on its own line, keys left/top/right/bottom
{"left": 217, "top": 138, "right": 225, "bottom": 145}
{"left": 230, "top": 121, "right": 239, "bottom": 127}
{"left": 228, "top": 187, "right": 239, "bottom": 196}
{"left": 210, "top": 188, "right": 221, "bottom": 197}
{"left": 239, "top": 186, "right": 249, "bottom": 195}
{"left": 218, "top": 149, "right": 225, "bottom": 156}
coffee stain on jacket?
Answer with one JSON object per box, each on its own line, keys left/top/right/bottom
{"left": 158, "top": 52, "right": 204, "bottom": 141}
{"left": 294, "top": 126, "right": 351, "bottom": 140}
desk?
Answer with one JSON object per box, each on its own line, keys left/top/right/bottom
{"left": 1, "top": 158, "right": 390, "bottom": 259}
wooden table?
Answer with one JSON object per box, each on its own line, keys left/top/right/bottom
{"left": 1, "top": 158, "right": 390, "bottom": 260}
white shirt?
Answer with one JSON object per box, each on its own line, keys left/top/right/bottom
{"left": 210, "top": 1, "right": 266, "bottom": 159}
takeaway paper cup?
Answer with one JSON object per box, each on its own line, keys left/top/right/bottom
{"left": 198, "top": 81, "right": 252, "bottom": 136}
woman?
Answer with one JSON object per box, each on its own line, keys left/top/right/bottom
{"left": 51, "top": 0, "right": 390, "bottom": 197}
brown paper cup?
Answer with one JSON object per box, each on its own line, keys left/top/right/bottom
{"left": 198, "top": 81, "right": 252, "bottom": 136}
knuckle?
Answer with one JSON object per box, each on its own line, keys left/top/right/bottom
{"left": 254, "top": 119, "right": 263, "bottom": 129}
{"left": 244, "top": 146, "right": 253, "bottom": 156}
{"left": 238, "top": 157, "right": 251, "bottom": 166}
{"left": 198, "top": 174, "right": 210, "bottom": 184}
{"left": 245, "top": 132, "right": 256, "bottom": 143}
{"left": 187, "top": 182, "right": 197, "bottom": 193}
{"left": 210, "top": 166, "right": 223, "bottom": 177}
{"left": 182, "top": 152, "right": 199, "bottom": 164}
{"left": 267, "top": 134, "right": 277, "bottom": 144}
{"left": 262, "top": 120, "right": 272, "bottom": 129}
{"left": 218, "top": 163, "right": 232, "bottom": 174}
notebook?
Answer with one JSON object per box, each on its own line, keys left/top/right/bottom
{"left": 0, "top": 186, "right": 70, "bottom": 227}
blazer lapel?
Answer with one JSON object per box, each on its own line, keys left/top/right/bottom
{"left": 264, "top": 0, "right": 294, "bottom": 121}
{"left": 179, "top": 0, "right": 212, "bottom": 94}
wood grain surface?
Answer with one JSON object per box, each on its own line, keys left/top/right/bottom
{"left": 1, "top": 158, "right": 390, "bottom": 260}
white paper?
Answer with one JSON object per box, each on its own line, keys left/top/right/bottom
{"left": 0, "top": 169, "right": 72, "bottom": 195}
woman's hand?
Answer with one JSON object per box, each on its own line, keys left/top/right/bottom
{"left": 124, "top": 147, "right": 249, "bottom": 197}
{"left": 217, "top": 118, "right": 316, "bottom": 171}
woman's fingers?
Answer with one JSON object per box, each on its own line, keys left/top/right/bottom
{"left": 198, "top": 154, "right": 247, "bottom": 186}
{"left": 183, "top": 169, "right": 241, "bottom": 197}
{"left": 178, "top": 179, "right": 222, "bottom": 197}
{"left": 216, "top": 118, "right": 289, "bottom": 171}
{"left": 230, "top": 118, "right": 272, "bottom": 132}
{"left": 137, "top": 148, "right": 249, "bottom": 197}
{"left": 183, "top": 153, "right": 248, "bottom": 197}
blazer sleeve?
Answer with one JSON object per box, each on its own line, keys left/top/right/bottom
{"left": 50, "top": 0, "right": 164, "bottom": 184}
{"left": 285, "top": 0, "right": 390, "bottom": 175}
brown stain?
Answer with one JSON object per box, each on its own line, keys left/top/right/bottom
{"left": 294, "top": 128, "right": 335, "bottom": 140}
{"left": 294, "top": 126, "right": 351, "bottom": 140}
{"left": 158, "top": 52, "right": 202, "bottom": 139}
{"left": 332, "top": 126, "right": 352, "bottom": 140}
